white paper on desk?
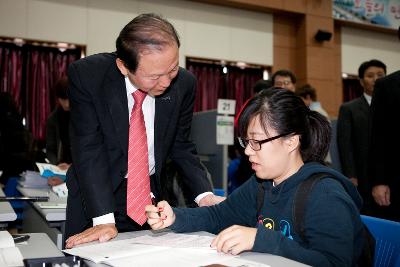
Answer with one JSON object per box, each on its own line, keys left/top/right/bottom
{"left": 63, "top": 239, "right": 167, "bottom": 263}
{"left": 51, "top": 182, "right": 68, "bottom": 197}
{"left": 0, "top": 231, "right": 14, "bottom": 248}
{"left": 104, "top": 247, "right": 236, "bottom": 267}
{"left": 129, "top": 232, "right": 214, "bottom": 248}
{"left": 0, "top": 231, "right": 24, "bottom": 267}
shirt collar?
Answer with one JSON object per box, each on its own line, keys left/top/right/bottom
{"left": 363, "top": 93, "right": 372, "bottom": 105}
{"left": 125, "top": 76, "right": 137, "bottom": 96}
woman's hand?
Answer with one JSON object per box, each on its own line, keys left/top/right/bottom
{"left": 145, "top": 200, "right": 175, "bottom": 230}
{"left": 211, "top": 225, "right": 257, "bottom": 255}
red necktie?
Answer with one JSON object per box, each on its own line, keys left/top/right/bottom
{"left": 127, "top": 90, "right": 151, "bottom": 225}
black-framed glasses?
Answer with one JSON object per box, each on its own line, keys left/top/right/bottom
{"left": 238, "top": 132, "right": 293, "bottom": 151}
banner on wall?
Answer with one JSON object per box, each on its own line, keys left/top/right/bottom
{"left": 333, "top": 0, "right": 400, "bottom": 29}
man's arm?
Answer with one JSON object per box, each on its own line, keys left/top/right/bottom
{"left": 46, "top": 112, "right": 59, "bottom": 165}
{"left": 369, "top": 78, "right": 390, "bottom": 206}
{"left": 66, "top": 61, "right": 118, "bottom": 247}
{"left": 168, "top": 72, "right": 223, "bottom": 205}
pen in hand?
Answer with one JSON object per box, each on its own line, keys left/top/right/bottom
{"left": 150, "top": 192, "right": 161, "bottom": 218}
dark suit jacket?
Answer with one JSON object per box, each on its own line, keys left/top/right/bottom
{"left": 46, "top": 107, "right": 71, "bottom": 165}
{"left": 337, "top": 95, "right": 370, "bottom": 200}
{"left": 369, "top": 70, "right": 400, "bottom": 192}
{"left": 66, "top": 53, "right": 212, "bottom": 237}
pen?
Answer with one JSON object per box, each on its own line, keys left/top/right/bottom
{"left": 150, "top": 192, "right": 161, "bottom": 217}
{"left": 0, "top": 196, "right": 49, "bottom": 202}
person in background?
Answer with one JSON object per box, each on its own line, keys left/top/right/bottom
{"left": 369, "top": 28, "right": 400, "bottom": 221}
{"left": 0, "top": 92, "right": 32, "bottom": 185}
{"left": 65, "top": 13, "right": 223, "bottom": 248}
{"left": 146, "top": 88, "right": 364, "bottom": 266}
{"left": 271, "top": 69, "right": 296, "bottom": 91}
{"left": 252, "top": 79, "right": 272, "bottom": 94}
{"left": 337, "top": 59, "right": 386, "bottom": 214}
{"left": 46, "top": 76, "right": 71, "bottom": 186}
{"left": 295, "top": 83, "right": 329, "bottom": 119}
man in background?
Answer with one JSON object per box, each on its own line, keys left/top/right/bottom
{"left": 295, "top": 83, "right": 329, "bottom": 119}
{"left": 65, "top": 13, "right": 223, "bottom": 248}
{"left": 46, "top": 76, "right": 71, "bottom": 186}
{"left": 271, "top": 69, "right": 296, "bottom": 91}
{"left": 337, "top": 59, "right": 386, "bottom": 214}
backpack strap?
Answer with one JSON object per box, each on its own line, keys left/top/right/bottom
{"left": 256, "top": 182, "right": 265, "bottom": 219}
{"left": 292, "top": 172, "right": 331, "bottom": 241}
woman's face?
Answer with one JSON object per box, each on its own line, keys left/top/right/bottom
{"left": 244, "top": 115, "right": 294, "bottom": 184}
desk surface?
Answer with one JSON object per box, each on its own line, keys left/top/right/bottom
{"left": 0, "top": 188, "right": 17, "bottom": 222}
{"left": 17, "top": 186, "right": 66, "bottom": 221}
{"left": 73, "top": 230, "right": 308, "bottom": 267}
{"left": 18, "top": 232, "right": 64, "bottom": 260}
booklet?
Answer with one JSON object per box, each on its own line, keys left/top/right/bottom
{"left": 0, "top": 231, "right": 24, "bottom": 267}
{"left": 63, "top": 232, "right": 272, "bottom": 267}
{"left": 36, "top": 163, "right": 67, "bottom": 180}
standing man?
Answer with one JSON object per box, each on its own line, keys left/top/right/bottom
{"left": 337, "top": 59, "right": 386, "bottom": 214}
{"left": 271, "top": 69, "right": 296, "bottom": 91}
{"left": 369, "top": 67, "right": 400, "bottom": 221}
{"left": 65, "top": 13, "right": 223, "bottom": 248}
{"left": 46, "top": 76, "right": 71, "bottom": 186}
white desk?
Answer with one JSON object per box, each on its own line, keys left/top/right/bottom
{"left": 70, "top": 230, "right": 309, "bottom": 267}
{"left": 0, "top": 188, "right": 17, "bottom": 228}
{"left": 17, "top": 186, "right": 66, "bottom": 249}
{"left": 17, "top": 233, "right": 64, "bottom": 260}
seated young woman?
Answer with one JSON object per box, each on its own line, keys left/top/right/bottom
{"left": 145, "top": 87, "right": 364, "bottom": 267}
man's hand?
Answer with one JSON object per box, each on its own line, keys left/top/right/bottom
{"left": 47, "top": 176, "right": 64, "bottom": 186}
{"left": 349, "top": 177, "right": 358, "bottom": 187}
{"left": 57, "top": 163, "right": 71, "bottom": 170}
{"left": 198, "top": 194, "right": 226, "bottom": 207}
{"left": 65, "top": 224, "right": 118, "bottom": 248}
{"left": 211, "top": 225, "right": 256, "bottom": 255}
{"left": 372, "top": 185, "right": 391, "bottom": 206}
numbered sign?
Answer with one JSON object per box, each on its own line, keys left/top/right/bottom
{"left": 217, "top": 99, "right": 236, "bottom": 115}
{"left": 216, "top": 115, "right": 234, "bottom": 145}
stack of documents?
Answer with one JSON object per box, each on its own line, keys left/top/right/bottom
{"left": 0, "top": 231, "right": 24, "bottom": 267}
{"left": 19, "top": 171, "right": 48, "bottom": 189}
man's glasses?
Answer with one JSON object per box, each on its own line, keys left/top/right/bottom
{"left": 274, "top": 80, "right": 292, "bottom": 87}
{"left": 238, "top": 132, "right": 293, "bottom": 151}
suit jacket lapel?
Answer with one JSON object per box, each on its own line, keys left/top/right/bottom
{"left": 102, "top": 68, "right": 129, "bottom": 157}
{"left": 154, "top": 86, "right": 176, "bottom": 176}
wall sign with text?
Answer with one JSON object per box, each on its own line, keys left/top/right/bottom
{"left": 333, "top": 0, "right": 400, "bottom": 30}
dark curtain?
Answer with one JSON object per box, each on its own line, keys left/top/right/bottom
{"left": 0, "top": 42, "right": 80, "bottom": 141}
{"left": 0, "top": 45, "right": 23, "bottom": 113}
{"left": 187, "top": 63, "right": 225, "bottom": 112}
{"left": 342, "top": 78, "right": 363, "bottom": 103}
{"left": 225, "top": 66, "right": 263, "bottom": 114}
{"left": 187, "top": 61, "right": 263, "bottom": 113}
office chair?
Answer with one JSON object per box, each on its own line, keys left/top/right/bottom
{"left": 361, "top": 215, "right": 400, "bottom": 267}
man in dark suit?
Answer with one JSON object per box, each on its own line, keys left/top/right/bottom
{"left": 337, "top": 59, "right": 386, "bottom": 214}
{"left": 46, "top": 76, "right": 71, "bottom": 186}
{"left": 65, "top": 13, "right": 224, "bottom": 248}
{"left": 369, "top": 69, "right": 400, "bottom": 222}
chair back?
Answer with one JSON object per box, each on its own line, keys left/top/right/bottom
{"left": 361, "top": 215, "right": 400, "bottom": 267}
